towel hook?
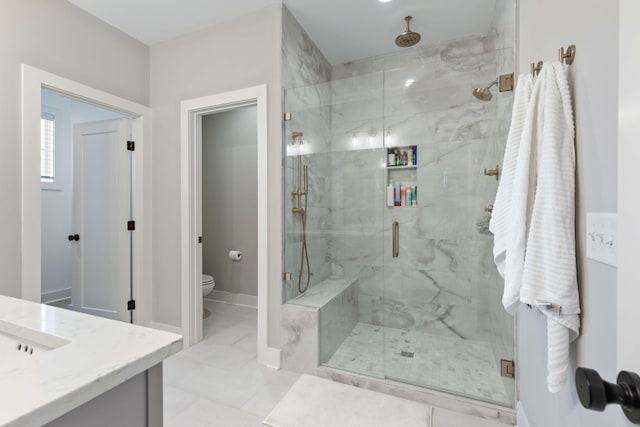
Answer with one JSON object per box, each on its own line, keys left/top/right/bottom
{"left": 559, "top": 45, "right": 576, "bottom": 65}
{"left": 531, "top": 61, "right": 543, "bottom": 77}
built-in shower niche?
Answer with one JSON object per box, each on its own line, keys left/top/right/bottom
{"left": 280, "top": 278, "right": 358, "bottom": 373}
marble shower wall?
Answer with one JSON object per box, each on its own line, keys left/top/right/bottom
{"left": 281, "top": 6, "right": 515, "bottom": 404}
{"left": 282, "top": 7, "right": 333, "bottom": 302}
{"left": 330, "top": 34, "right": 515, "bottom": 354}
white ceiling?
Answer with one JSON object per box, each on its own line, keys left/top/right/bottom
{"left": 67, "top": 0, "right": 499, "bottom": 64}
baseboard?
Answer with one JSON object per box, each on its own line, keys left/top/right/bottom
{"left": 259, "top": 346, "right": 282, "bottom": 370}
{"left": 41, "top": 288, "right": 71, "bottom": 304}
{"left": 516, "top": 401, "right": 530, "bottom": 427}
{"left": 205, "top": 290, "right": 257, "bottom": 308}
{"left": 149, "top": 321, "right": 183, "bottom": 336}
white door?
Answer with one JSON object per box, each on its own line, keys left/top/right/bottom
{"left": 618, "top": 1, "right": 640, "bottom": 425}
{"left": 71, "top": 119, "right": 131, "bottom": 322}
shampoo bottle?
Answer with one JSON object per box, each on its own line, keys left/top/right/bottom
{"left": 387, "top": 183, "right": 394, "bottom": 207}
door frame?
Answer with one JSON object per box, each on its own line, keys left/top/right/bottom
{"left": 21, "top": 65, "right": 152, "bottom": 325}
{"left": 180, "top": 85, "right": 279, "bottom": 368}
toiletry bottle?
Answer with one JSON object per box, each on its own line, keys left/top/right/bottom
{"left": 412, "top": 186, "right": 417, "bottom": 206}
{"left": 412, "top": 146, "right": 417, "bottom": 165}
{"left": 400, "top": 187, "right": 406, "bottom": 206}
{"left": 387, "top": 183, "right": 395, "bottom": 207}
{"left": 394, "top": 181, "right": 401, "bottom": 206}
{"left": 395, "top": 149, "right": 401, "bottom": 166}
{"left": 403, "top": 151, "right": 408, "bottom": 165}
{"left": 407, "top": 149, "right": 413, "bottom": 166}
{"left": 388, "top": 151, "right": 395, "bottom": 166}
{"left": 406, "top": 187, "right": 412, "bottom": 206}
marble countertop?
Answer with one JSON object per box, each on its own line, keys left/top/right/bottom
{"left": 0, "top": 295, "right": 182, "bottom": 427}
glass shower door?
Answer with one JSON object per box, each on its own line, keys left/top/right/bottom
{"left": 381, "top": 61, "right": 515, "bottom": 406}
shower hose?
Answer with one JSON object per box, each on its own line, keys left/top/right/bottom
{"left": 298, "top": 193, "right": 311, "bottom": 294}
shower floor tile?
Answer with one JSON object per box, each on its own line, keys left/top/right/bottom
{"left": 324, "top": 323, "right": 512, "bottom": 406}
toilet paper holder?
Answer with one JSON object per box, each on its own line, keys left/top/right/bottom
{"left": 228, "top": 250, "right": 243, "bottom": 261}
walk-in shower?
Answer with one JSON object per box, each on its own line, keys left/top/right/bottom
{"left": 282, "top": 1, "right": 516, "bottom": 411}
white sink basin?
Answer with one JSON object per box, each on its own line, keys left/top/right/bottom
{"left": 0, "top": 319, "right": 70, "bottom": 359}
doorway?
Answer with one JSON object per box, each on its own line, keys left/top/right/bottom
{"left": 21, "top": 65, "right": 152, "bottom": 325}
{"left": 40, "top": 89, "right": 134, "bottom": 322}
{"left": 180, "top": 85, "right": 279, "bottom": 368}
{"left": 201, "top": 106, "right": 258, "bottom": 320}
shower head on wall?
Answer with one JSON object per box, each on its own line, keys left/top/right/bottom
{"left": 472, "top": 79, "right": 499, "bottom": 101}
{"left": 395, "top": 16, "right": 421, "bottom": 48}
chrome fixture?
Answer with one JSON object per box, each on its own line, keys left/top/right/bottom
{"left": 472, "top": 74, "right": 514, "bottom": 101}
{"left": 290, "top": 131, "right": 311, "bottom": 293}
{"left": 531, "top": 61, "right": 544, "bottom": 77}
{"left": 485, "top": 205, "right": 494, "bottom": 213}
{"left": 395, "top": 16, "right": 421, "bottom": 48}
{"left": 484, "top": 164, "right": 500, "bottom": 180}
{"left": 559, "top": 44, "right": 576, "bottom": 65}
{"left": 392, "top": 221, "right": 399, "bottom": 258}
{"left": 530, "top": 44, "right": 576, "bottom": 77}
{"left": 472, "top": 80, "right": 498, "bottom": 101}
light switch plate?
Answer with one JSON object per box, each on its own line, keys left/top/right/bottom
{"left": 585, "top": 213, "right": 617, "bottom": 267}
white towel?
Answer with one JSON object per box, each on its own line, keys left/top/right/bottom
{"left": 490, "top": 74, "right": 533, "bottom": 268}
{"left": 489, "top": 74, "right": 540, "bottom": 315}
{"left": 520, "top": 62, "right": 580, "bottom": 392}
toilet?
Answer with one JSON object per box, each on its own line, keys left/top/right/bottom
{"left": 202, "top": 274, "right": 215, "bottom": 297}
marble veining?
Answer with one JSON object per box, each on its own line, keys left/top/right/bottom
{"left": 281, "top": 7, "right": 515, "bottom": 408}
{"left": 264, "top": 374, "right": 432, "bottom": 427}
{"left": 0, "top": 295, "right": 182, "bottom": 427}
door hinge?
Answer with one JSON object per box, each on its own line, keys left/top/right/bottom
{"left": 284, "top": 112, "right": 292, "bottom": 121}
{"left": 501, "top": 359, "right": 515, "bottom": 379}
{"left": 127, "top": 220, "right": 135, "bottom": 231}
{"left": 127, "top": 140, "right": 135, "bottom": 151}
{"left": 127, "top": 300, "right": 136, "bottom": 310}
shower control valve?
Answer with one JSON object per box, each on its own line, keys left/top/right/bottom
{"left": 484, "top": 165, "right": 500, "bottom": 180}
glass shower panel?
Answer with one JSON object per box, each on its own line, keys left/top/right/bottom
{"left": 381, "top": 55, "right": 515, "bottom": 406}
{"left": 282, "top": 80, "right": 334, "bottom": 304}
{"left": 283, "top": 73, "right": 387, "bottom": 379}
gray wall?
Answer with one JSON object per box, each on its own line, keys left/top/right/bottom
{"left": 0, "top": 0, "right": 149, "bottom": 298}
{"left": 517, "top": 0, "right": 618, "bottom": 425}
{"left": 149, "top": 5, "right": 283, "bottom": 345}
{"left": 202, "top": 107, "right": 258, "bottom": 296}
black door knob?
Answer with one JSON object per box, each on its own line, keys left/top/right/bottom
{"left": 576, "top": 367, "right": 640, "bottom": 424}
{"left": 67, "top": 234, "right": 80, "bottom": 241}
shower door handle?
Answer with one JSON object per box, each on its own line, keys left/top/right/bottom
{"left": 392, "top": 221, "right": 399, "bottom": 258}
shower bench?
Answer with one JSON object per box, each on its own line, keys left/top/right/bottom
{"left": 280, "top": 277, "right": 359, "bottom": 372}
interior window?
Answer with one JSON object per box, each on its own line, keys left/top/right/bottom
{"left": 41, "top": 112, "right": 55, "bottom": 183}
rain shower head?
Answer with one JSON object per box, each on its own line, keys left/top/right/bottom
{"left": 395, "top": 16, "right": 421, "bottom": 48}
{"left": 472, "top": 79, "right": 499, "bottom": 101}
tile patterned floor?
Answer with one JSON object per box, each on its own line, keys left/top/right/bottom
{"left": 163, "top": 300, "right": 300, "bottom": 426}
{"left": 325, "top": 322, "right": 512, "bottom": 406}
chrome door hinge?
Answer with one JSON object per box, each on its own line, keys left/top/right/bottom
{"left": 501, "top": 359, "right": 515, "bottom": 379}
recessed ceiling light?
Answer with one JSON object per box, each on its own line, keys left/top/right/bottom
{"left": 379, "top": 0, "right": 393, "bottom": 3}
